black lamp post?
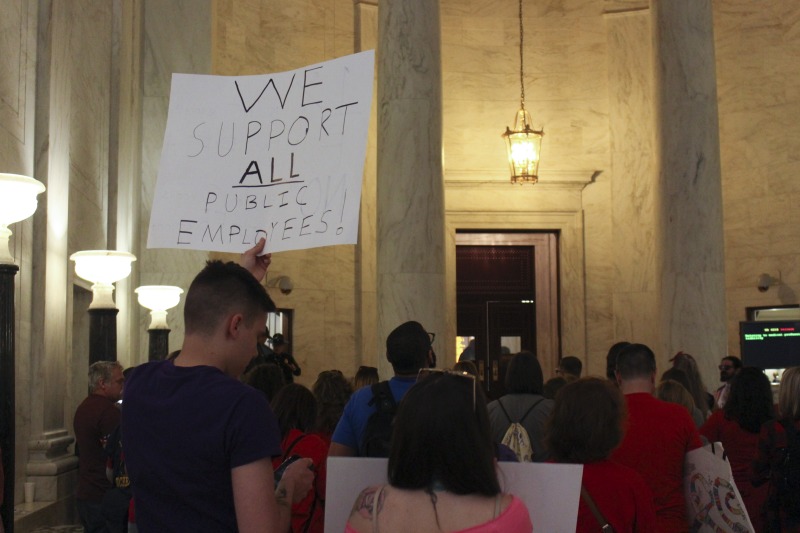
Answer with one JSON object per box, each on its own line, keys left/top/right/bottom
{"left": 70, "top": 251, "right": 136, "bottom": 363}
{"left": 0, "top": 173, "right": 46, "bottom": 533}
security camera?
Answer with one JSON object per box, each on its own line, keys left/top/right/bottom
{"left": 278, "top": 276, "right": 293, "bottom": 295}
{"left": 757, "top": 273, "right": 772, "bottom": 292}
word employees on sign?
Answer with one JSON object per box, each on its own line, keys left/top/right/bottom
{"left": 147, "top": 50, "right": 375, "bottom": 254}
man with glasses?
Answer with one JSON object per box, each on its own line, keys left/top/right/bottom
{"left": 329, "top": 321, "right": 435, "bottom": 457}
{"left": 714, "top": 355, "right": 742, "bottom": 409}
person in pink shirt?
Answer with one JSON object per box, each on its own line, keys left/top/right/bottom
{"left": 345, "top": 371, "right": 532, "bottom": 533}
{"left": 611, "top": 343, "right": 703, "bottom": 533}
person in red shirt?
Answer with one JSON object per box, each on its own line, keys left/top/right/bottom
{"left": 73, "top": 361, "right": 124, "bottom": 533}
{"left": 610, "top": 343, "right": 703, "bottom": 533}
{"left": 547, "top": 377, "right": 656, "bottom": 532}
{"left": 700, "top": 367, "right": 773, "bottom": 532}
{"left": 271, "top": 383, "right": 328, "bottom": 533}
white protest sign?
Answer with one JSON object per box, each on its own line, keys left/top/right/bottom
{"left": 147, "top": 50, "right": 374, "bottom": 254}
{"left": 324, "top": 458, "right": 582, "bottom": 533}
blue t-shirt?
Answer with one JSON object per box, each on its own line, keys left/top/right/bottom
{"left": 122, "top": 360, "right": 281, "bottom": 532}
{"left": 331, "top": 376, "right": 417, "bottom": 454}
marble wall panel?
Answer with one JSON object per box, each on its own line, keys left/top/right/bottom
{"left": 445, "top": 185, "right": 583, "bottom": 213}
{"left": 584, "top": 294, "right": 614, "bottom": 375}
{"left": 135, "top": 0, "right": 212, "bottom": 365}
{"left": 611, "top": 290, "right": 660, "bottom": 356}
{"left": 582, "top": 179, "right": 613, "bottom": 298}
{"left": 715, "top": 0, "right": 800, "bottom": 334}
{"left": 66, "top": 2, "right": 114, "bottom": 253}
{"left": 0, "top": 0, "right": 28, "bottom": 145}
{"left": 1, "top": 0, "right": 38, "bottom": 509}
{"left": 212, "top": 0, "right": 360, "bottom": 381}
{"left": 443, "top": 0, "right": 600, "bottom": 19}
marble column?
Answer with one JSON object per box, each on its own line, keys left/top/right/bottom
{"left": 26, "top": 0, "right": 77, "bottom": 512}
{"left": 376, "top": 0, "right": 446, "bottom": 377}
{"left": 355, "top": 1, "right": 379, "bottom": 368}
{"left": 605, "top": 5, "right": 660, "bottom": 351}
{"left": 651, "top": 0, "right": 727, "bottom": 378}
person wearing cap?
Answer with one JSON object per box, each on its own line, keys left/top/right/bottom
{"left": 329, "top": 321, "right": 434, "bottom": 457}
{"left": 272, "top": 333, "right": 301, "bottom": 383}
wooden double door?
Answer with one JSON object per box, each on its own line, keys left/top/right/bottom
{"left": 456, "top": 232, "right": 560, "bottom": 399}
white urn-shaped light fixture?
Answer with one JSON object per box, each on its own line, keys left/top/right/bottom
{"left": 0, "top": 173, "right": 46, "bottom": 264}
{"left": 135, "top": 285, "right": 184, "bottom": 329}
{"left": 70, "top": 250, "right": 136, "bottom": 308}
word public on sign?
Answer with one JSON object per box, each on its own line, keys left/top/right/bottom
{"left": 147, "top": 50, "right": 374, "bottom": 254}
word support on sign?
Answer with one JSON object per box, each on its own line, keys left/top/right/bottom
{"left": 147, "top": 50, "right": 374, "bottom": 254}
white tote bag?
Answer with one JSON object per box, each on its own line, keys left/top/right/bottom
{"left": 684, "top": 441, "right": 754, "bottom": 533}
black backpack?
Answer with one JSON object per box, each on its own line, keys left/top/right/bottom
{"left": 777, "top": 419, "right": 800, "bottom": 516}
{"left": 359, "top": 381, "right": 397, "bottom": 457}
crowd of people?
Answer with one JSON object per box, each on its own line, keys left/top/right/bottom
{"left": 70, "top": 240, "right": 800, "bottom": 533}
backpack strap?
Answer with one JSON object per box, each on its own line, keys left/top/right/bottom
{"left": 281, "top": 432, "right": 307, "bottom": 462}
{"left": 581, "top": 485, "right": 616, "bottom": 532}
{"left": 497, "top": 399, "right": 513, "bottom": 424}
{"left": 519, "top": 398, "right": 545, "bottom": 425}
{"left": 367, "top": 381, "right": 396, "bottom": 412}
{"left": 498, "top": 397, "right": 544, "bottom": 424}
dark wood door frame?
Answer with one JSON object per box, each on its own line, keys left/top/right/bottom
{"left": 455, "top": 232, "right": 560, "bottom": 385}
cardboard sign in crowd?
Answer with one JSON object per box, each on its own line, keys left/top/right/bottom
{"left": 148, "top": 51, "right": 374, "bottom": 254}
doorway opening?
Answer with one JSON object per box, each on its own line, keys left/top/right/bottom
{"left": 455, "top": 232, "right": 560, "bottom": 399}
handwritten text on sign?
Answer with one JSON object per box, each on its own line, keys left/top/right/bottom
{"left": 147, "top": 50, "right": 374, "bottom": 253}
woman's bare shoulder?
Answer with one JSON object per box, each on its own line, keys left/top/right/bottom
{"left": 346, "top": 485, "right": 386, "bottom": 532}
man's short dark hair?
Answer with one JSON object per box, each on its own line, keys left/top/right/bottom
{"left": 722, "top": 355, "right": 742, "bottom": 369}
{"left": 386, "top": 321, "right": 430, "bottom": 375}
{"left": 615, "top": 343, "right": 656, "bottom": 380}
{"left": 184, "top": 260, "right": 275, "bottom": 334}
{"left": 559, "top": 356, "right": 583, "bottom": 378}
{"left": 606, "top": 341, "right": 630, "bottom": 380}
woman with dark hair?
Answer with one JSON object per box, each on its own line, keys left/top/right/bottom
{"left": 311, "top": 370, "right": 352, "bottom": 446}
{"left": 346, "top": 372, "right": 532, "bottom": 532}
{"left": 753, "top": 366, "right": 800, "bottom": 532}
{"left": 547, "top": 378, "right": 656, "bottom": 532}
{"left": 243, "top": 362, "right": 286, "bottom": 403}
{"left": 486, "top": 351, "right": 553, "bottom": 461}
{"left": 271, "top": 384, "right": 328, "bottom": 533}
{"left": 701, "top": 367, "right": 773, "bottom": 532}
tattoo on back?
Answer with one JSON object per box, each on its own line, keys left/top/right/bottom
{"left": 350, "top": 486, "right": 385, "bottom": 521}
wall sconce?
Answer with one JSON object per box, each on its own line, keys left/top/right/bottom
{"left": 135, "top": 285, "right": 184, "bottom": 361}
{"left": 0, "top": 173, "right": 46, "bottom": 264}
{"left": 501, "top": 0, "right": 544, "bottom": 184}
{"left": 0, "top": 173, "right": 44, "bottom": 530}
{"left": 70, "top": 250, "right": 136, "bottom": 363}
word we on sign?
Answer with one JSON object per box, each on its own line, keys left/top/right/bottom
{"left": 147, "top": 50, "right": 374, "bottom": 254}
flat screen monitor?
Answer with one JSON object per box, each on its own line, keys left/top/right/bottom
{"left": 739, "top": 320, "right": 800, "bottom": 369}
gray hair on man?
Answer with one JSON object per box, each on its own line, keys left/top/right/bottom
{"left": 88, "top": 361, "right": 123, "bottom": 392}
